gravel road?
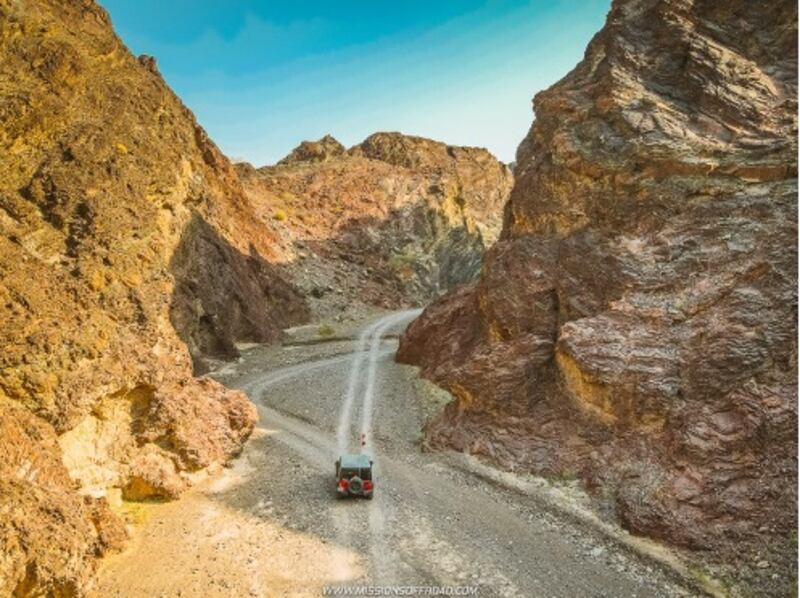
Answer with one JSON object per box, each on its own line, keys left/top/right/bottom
{"left": 95, "top": 311, "right": 700, "bottom": 597}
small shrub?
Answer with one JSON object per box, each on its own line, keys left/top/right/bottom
{"left": 317, "top": 324, "right": 335, "bottom": 337}
{"left": 274, "top": 209, "right": 287, "bottom": 221}
{"left": 549, "top": 468, "right": 579, "bottom": 485}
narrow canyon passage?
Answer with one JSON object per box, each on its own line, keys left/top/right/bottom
{"left": 94, "top": 312, "right": 694, "bottom": 597}
{"left": 2, "top": 1, "right": 794, "bottom": 596}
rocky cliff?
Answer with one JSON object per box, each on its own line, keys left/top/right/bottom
{"left": 398, "top": 0, "right": 797, "bottom": 590}
{"left": 0, "top": 0, "right": 308, "bottom": 593}
{"left": 237, "top": 132, "right": 512, "bottom": 317}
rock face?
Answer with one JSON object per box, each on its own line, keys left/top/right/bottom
{"left": 398, "top": 0, "right": 797, "bottom": 587}
{"left": 0, "top": 0, "right": 307, "bottom": 593}
{"left": 237, "top": 132, "right": 513, "bottom": 316}
{"left": 1, "top": 401, "right": 128, "bottom": 596}
{"left": 169, "top": 214, "right": 308, "bottom": 373}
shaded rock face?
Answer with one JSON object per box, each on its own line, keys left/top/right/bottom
{"left": 169, "top": 214, "right": 309, "bottom": 373}
{"left": 398, "top": 0, "right": 797, "bottom": 585}
{"left": 237, "top": 132, "right": 513, "bottom": 315}
{"left": 0, "top": 0, "right": 305, "bottom": 592}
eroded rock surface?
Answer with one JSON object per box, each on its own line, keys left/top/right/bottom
{"left": 0, "top": 401, "right": 128, "bottom": 596}
{"left": 0, "top": 0, "right": 306, "bottom": 592}
{"left": 237, "top": 132, "right": 513, "bottom": 316}
{"left": 398, "top": 0, "right": 797, "bottom": 591}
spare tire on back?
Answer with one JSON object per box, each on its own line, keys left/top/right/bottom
{"left": 348, "top": 476, "right": 363, "bottom": 494}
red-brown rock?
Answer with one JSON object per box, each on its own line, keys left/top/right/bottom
{"left": 398, "top": 0, "right": 797, "bottom": 590}
{"left": 0, "top": 400, "right": 123, "bottom": 595}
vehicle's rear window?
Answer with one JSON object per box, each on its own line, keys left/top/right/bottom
{"left": 360, "top": 468, "right": 372, "bottom": 480}
{"left": 340, "top": 468, "right": 358, "bottom": 478}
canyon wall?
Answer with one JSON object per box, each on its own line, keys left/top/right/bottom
{"left": 237, "top": 132, "right": 512, "bottom": 317}
{"left": 398, "top": 0, "right": 797, "bottom": 588}
{"left": 0, "top": 0, "right": 308, "bottom": 593}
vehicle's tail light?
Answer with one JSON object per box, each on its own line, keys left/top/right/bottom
{"left": 363, "top": 481, "right": 373, "bottom": 491}
{"left": 339, "top": 479, "right": 349, "bottom": 489}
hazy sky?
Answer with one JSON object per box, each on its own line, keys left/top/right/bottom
{"left": 99, "top": 1, "right": 610, "bottom": 166}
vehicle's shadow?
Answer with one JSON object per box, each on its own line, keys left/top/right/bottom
{"left": 210, "top": 428, "right": 370, "bottom": 533}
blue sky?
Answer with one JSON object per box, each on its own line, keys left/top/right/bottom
{"left": 99, "top": 1, "right": 610, "bottom": 165}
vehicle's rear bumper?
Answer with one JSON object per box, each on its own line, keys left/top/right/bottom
{"left": 336, "top": 488, "right": 373, "bottom": 497}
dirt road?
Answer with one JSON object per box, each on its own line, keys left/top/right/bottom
{"left": 95, "top": 311, "right": 698, "bottom": 597}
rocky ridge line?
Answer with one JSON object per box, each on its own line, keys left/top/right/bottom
{"left": 237, "top": 132, "right": 513, "bottom": 317}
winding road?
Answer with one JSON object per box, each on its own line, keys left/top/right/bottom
{"left": 95, "top": 311, "right": 696, "bottom": 597}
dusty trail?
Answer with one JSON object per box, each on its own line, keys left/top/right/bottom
{"left": 95, "top": 311, "right": 697, "bottom": 597}
{"left": 336, "top": 309, "right": 421, "bottom": 453}
{"left": 356, "top": 310, "right": 422, "bottom": 453}
{"left": 337, "top": 317, "right": 382, "bottom": 452}
{"left": 258, "top": 309, "right": 421, "bottom": 585}
{"left": 337, "top": 309, "right": 421, "bottom": 585}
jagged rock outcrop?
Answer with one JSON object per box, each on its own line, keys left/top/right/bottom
{"left": 277, "top": 133, "right": 345, "bottom": 165}
{"left": 237, "top": 132, "right": 513, "bottom": 316}
{"left": 398, "top": 0, "right": 797, "bottom": 591}
{"left": 0, "top": 0, "right": 308, "bottom": 593}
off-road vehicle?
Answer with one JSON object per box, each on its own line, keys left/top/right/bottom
{"left": 335, "top": 454, "right": 374, "bottom": 499}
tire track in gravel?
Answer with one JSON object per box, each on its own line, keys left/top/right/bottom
{"left": 358, "top": 310, "right": 422, "bottom": 454}
{"left": 337, "top": 317, "right": 384, "bottom": 452}
{"left": 243, "top": 310, "right": 420, "bottom": 584}
{"left": 335, "top": 309, "right": 421, "bottom": 584}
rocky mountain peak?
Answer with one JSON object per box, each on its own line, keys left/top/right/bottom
{"left": 237, "top": 130, "right": 513, "bottom": 315}
{"left": 277, "top": 134, "right": 345, "bottom": 165}
{"left": 508, "top": 0, "right": 797, "bottom": 238}
{"left": 350, "top": 131, "right": 502, "bottom": 172}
